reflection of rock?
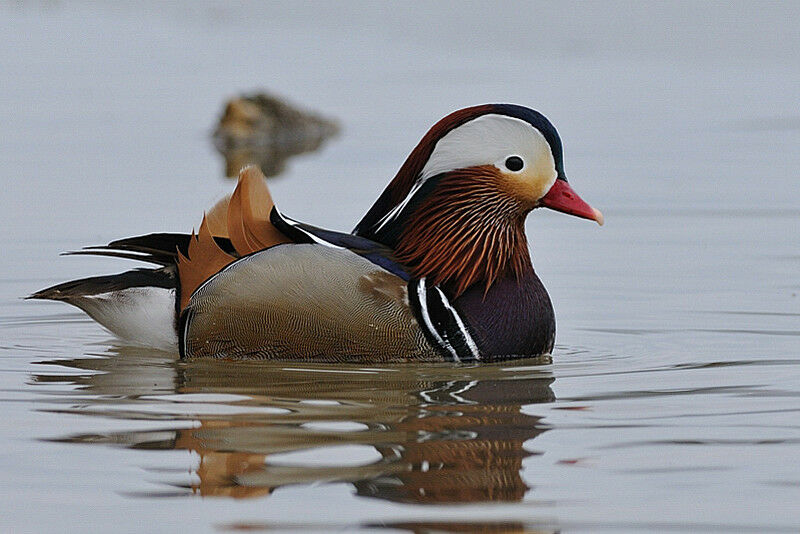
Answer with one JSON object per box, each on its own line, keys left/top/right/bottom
{"left": 212, "top": 92, "right": 339, "bottom": 178}
{"left": 35, "top": 354, "right": 554, "bottom": 503}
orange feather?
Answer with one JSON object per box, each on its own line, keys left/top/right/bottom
{"left": 227, "top": 165, "right": 289, "bottom": 254}
{"left": 177, "top": 165, "right": 289, "bottom": 310}
{"left": 205, "top": 194, "right": 231, "bottom": 238}
{"left": 177, "top": 215, "right": 237, "bottom": 309}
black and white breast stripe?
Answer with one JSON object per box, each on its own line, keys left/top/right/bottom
{"left": 408, "top": 278, "right": 480, "bottom": 363}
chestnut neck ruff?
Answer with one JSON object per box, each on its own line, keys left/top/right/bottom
{"left": 393, "top": 166, "right": 534, "bottom": 297}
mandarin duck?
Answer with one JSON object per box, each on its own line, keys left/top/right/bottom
{"left": 30, "top": 104, "right": 602, "bottom": 362}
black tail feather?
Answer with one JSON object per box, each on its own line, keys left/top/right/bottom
{"left": 60, "top": 233, "right": 237, "bottom": 266}
{"left": 61, "top": 249, "right": 172, "bottom": 265}
{"left": 28, "top": 267, "right": 176, "bottom": 301}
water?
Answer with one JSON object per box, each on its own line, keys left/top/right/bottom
{"left": 2, "top": 2, "right": 800, "bottom": 532}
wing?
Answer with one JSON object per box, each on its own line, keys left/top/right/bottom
{"left": 179, "top": 243, "right": 441, "bottom": 363}
{"left": 176, "top": 165, "right": 291, "bottom": 308}
{"left": 270, "top": 207, "right": 411, "bottom": 281}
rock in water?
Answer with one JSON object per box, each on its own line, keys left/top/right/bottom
{"left": 213, "top": 92, "right": 339, "bottom": 177}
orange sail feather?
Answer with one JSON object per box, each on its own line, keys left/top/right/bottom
{"left": 227, "top": 165, "right": 289, "bottom": 255}
{"left": 177, "top": 165, "right": 289, "bottom": 310}
{"left": 177, "top": 216, "right": 237, "bottom": 309}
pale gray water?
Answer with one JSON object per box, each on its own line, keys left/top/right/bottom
{"left": 1, "top": 2, "right": 800, "bottom": 532}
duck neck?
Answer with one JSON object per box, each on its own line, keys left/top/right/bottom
{"left": 392, "top": 169, "right": 534, "bottom": 298}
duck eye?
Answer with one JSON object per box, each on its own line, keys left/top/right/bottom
{"left": 504, "top": 156, "right": 524, "bottom": 172}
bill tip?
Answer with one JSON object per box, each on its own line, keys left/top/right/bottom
{"left": 593, "top": 208, "right": 604, "bottom": 226}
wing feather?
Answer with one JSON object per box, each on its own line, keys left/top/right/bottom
{"left": 177, "top": 216, "right": 237, "bottom": 309}
{"left": 177, "top": 165, "right": 289, "bottom": 309}
{"left": 181, "top": 244, "right": 440, "bottom": 362}
{"left": 227, "top": 165, "right": 289, "bottom": 254}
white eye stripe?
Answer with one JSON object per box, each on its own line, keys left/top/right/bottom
{"left": 420, "top": 114, "right": 552, "bottom": 180}
{"left": 372, "top": 113, "right": 557, "bottom": 232}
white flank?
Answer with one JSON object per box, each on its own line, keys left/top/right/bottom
{"left": 72, "top": 287, "right": 178, "bottom": 351}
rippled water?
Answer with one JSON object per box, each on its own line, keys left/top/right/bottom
{"left": 2, "top": 2, "right": 800, "bottom": 532}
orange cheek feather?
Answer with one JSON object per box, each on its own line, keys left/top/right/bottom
{"left": 497, "top": 169, "right": 556, "bottom": 210}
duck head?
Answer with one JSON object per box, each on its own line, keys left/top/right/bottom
{"left": 354, "top": 104, "right": 602, "bottom": 297}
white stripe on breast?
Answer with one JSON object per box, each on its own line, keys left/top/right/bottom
{"left": 416, "top": 279, "right": 460, "bottom": 362}
{"left": 432, "top": 287, "right": 481, "bottom": 361}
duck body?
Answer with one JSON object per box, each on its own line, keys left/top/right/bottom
{"left": 181, "top": 241, "right": 440, "bottom": 361}
{"left": 30, "top": 104, "right": 601, "bottom": 362}
{"left": 181, "top": 209, "right": 547, "bottom": 362}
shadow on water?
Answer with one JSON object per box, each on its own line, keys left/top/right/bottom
{"left": 30, "top": 347, "right": 554, "bottom": 503}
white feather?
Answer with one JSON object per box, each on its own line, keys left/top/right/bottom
{"left": 432, "top": 286, "right": 480, "bottom": 361}
{"left": 375, "top": 114, "right": 556, "bottom": 231}
{"left": 420, "top": 114, "right": 554, "bottom": 180}
{"left": 415, "top": 279, "right": 460, "bottom": 362}
{"left": 71, "top": 287, "right": 178, "bottom": 351}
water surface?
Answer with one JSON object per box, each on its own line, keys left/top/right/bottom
{"left": 2, "top": 2, "right": 799, "bottom": 532}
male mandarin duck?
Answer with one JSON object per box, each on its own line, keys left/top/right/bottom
{"left": 30, "top": 104, "right": 602, "bottom": 362}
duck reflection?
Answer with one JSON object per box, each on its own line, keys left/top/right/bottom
{"left": 355, "top": 378, "right": 551, "bottom": 504}
{"left": 32, "top": 347, "right": 553, "bottom": 503}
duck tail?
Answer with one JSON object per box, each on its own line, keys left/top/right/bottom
{"left": 27, "top": 267, "right": 179, "bottom": 350}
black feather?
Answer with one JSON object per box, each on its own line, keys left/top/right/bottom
{"left": 63, "top": 233, "right": 237, "bottom": 266}
{"left": 27, "top": 266, "right": 176, "bottom": 301}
